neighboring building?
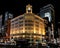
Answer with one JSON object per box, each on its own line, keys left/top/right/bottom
{"left": 55, "top": 22, "right": 60, "bottom": 44}
{"left": 0, "top": 15, "right": 3, "bottom": 33}
{"left": 0, "top": 15, "right": 3, "bottom": 37}
{"left": 1, "top": 25, "right": 5, "bottom": 37}
{"left": 4, "top": 12, "right": 13, "bottom": 22}
{"left": 39, "top": 4, "right": 55, "bottom": 40}
{"left": 10, "top": 4, "right": 46, "bottom": 42}
{"left": 58, "top": 22, "right": 60, "bottom": 39}
{"left": 40, "top": 4, "right": 55, "bottom": 23}
{"left": 4, "top": 12, "right": 13, "bottom": 39}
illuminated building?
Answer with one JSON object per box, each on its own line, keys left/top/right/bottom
{"left": 39, "top": 4, "right": 55, "bottom": 40}
{"left": 10, "top": 4, "right": 46, "bottom": 42}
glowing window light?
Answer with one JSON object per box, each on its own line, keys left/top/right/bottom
{"left": 23, "top": 35, "right": 25, "bottom": 37}
{"left": 42, "top": 32, "right": 45, "bottom": 35}
{"left": 39, "top": 31, "right": 41, "bottom": 34}
{"left": 34, "top": 31, "right": 36, "bottom": 33}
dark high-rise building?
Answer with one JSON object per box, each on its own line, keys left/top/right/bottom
{"left": 40, "top": 4, "right": 55, "bottom": 23}
{"left": 58, "top": 22, "right": 60, "bottom": 38}
{"left": 0, "top": 15, "right": 2, "bottom": 32}
{"left": 4, "top": 12, "right": 13, "bottom": 39}
{"left": 39, "top": 4, "right": 56, "bottom": 40}
{"left": 4, "top": 12, "right": 13, "bottom": 22}
{"left": 1, "top": 25, "right": 5, "bottom": 36}
{"left": 0, "top": 15, "right": 3, "bottom": 37}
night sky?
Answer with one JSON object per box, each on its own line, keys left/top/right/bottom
{"left": 0, "top": 0, "right": 59, "bottom": 22}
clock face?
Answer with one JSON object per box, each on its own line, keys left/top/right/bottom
{"left": 45, "top": 12, "right": 52, "bottom": 22}
{"left": 28, "top": 7, "right": 30, "bottom": 10}
{"left": 28, "top": 7, "right": 31, "bottom": 12}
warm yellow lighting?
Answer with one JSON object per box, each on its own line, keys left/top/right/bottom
{"left": 13, "top": 36, "right": 16, "bottom": 38}
{"left": 17, "top": 30, "right": 19, "bottom": 33}
{"left": 16, "top": 36, "right": 19, "bottom": 38}
{"left": 34, "top": 36, "right": 36, "bottom": 38}
{"left": 42, "top": 32, "right": 45, "bottom": 35}
{"left": 39, "top": 32, "right": 41, "bottom": 34}
{"left": 23, "top": 27, "right": 25, "bottom": 33}
{"left": 10, "top": 4, "right": 46, "bottom": 40}
{"left": 26, "top": 4, "right": 32, "bottom": 13}
{"left": 23, "top": 35, "right": 25, "bottom": 37}
{"left": 13, "top": 31, "right": 16, "bottom": 34}
{"left": 34, "top": 31, "right": 36, "bottom": 33}
{"left": 23, "top": 30, "right": 25, "bottom": 33}
{"left": 39, "top": 36, "right": 42, "bottom": 38}
{"left": 10, "top": 30, "right": 13, "bottom": 34}
{"left": 23, "top": 32, "right": 25, "bottom": 33}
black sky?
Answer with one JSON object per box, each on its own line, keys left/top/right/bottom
{"left": 0, "top": 0, "right": 59, "bottom": 22}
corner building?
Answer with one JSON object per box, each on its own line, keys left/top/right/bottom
{"left": 10, "top": 4, "right": 46, "bottom": 41}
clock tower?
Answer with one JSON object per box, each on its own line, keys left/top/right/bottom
{"left": 26, "top": 4, "right": 32, "bottom": 13}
